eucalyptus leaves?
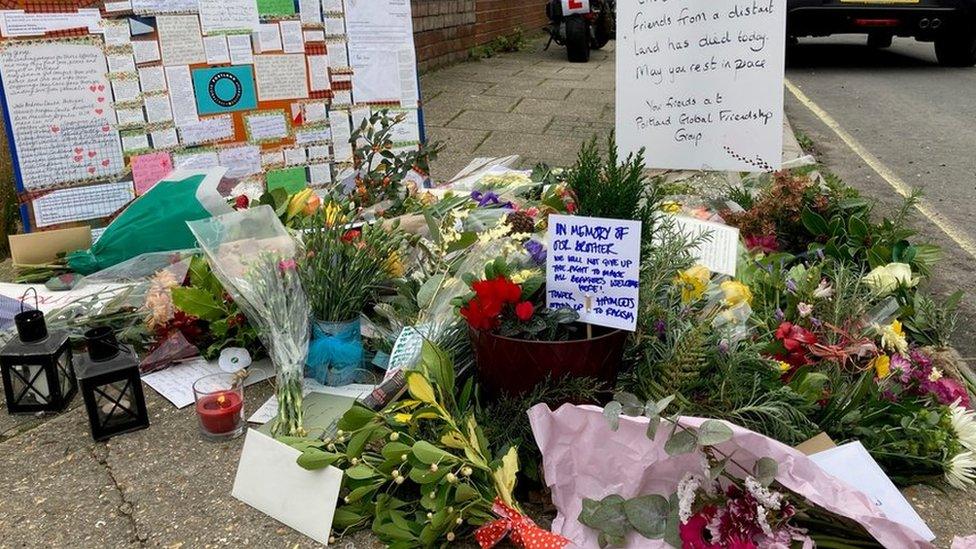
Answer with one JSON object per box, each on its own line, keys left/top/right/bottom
{"left": 583, "top": 392, "right": 785, "bottom": 548}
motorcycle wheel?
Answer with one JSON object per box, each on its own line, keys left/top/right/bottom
{"left": 592, "top": 8, "right": 613, "bottom": 49}
{"left": 566, "top": 17, "right": 591, "bottom": 62}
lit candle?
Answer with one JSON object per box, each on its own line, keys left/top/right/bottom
{"left": 195, "top": 391, "right": 244, "bottom": 435}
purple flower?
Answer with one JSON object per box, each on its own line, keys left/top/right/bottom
{"left": 785, "top": 279, "right": 798, "bottom": 294}
{"left": 775, "top": 308, "right": 785, "bottom": 321}
{"left": 470, "top": 190, "right": 501, "bottom": 207}
{"left": 718, "top": 339, "right": 730, "bottom": 354}
{"left": 524, "top": 240, "right": 547, "bottom": 265}
{"left": 654, "top": 319, "right": 667, "bottom": 337}
{"left": 910, "top": 349, "right": 933, "bottom": 370}
{"left": 810, "top": 316, "right": 822, "bottom": 328}
{"left": 891, "top": 354, "right": 913, "bottom": 382}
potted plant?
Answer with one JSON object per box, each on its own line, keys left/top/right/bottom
{"left": 298, "top": 201, "right": 405, "bottom": 386}
{"left": 456, "top": 258, "right": 627, "bottom": 397}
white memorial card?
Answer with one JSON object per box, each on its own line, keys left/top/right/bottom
{"left": 546, "top": 215, "right": 642, "bottom": 332}
{"left": 616, "top": 0, "right": 787, "bottom": 172}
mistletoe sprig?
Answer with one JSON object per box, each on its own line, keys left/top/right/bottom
{"left": 281, "top": 342, "right": 519, "bottom": 548}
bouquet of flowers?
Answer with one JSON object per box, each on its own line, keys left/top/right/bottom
{"left": 188, "top": 206, "right": 310, "bottom": 436}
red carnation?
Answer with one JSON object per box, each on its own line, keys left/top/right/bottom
{"left": 515, "top": 301, "right": 534, "bottom": 321}
{"left": 472, "top": 277, "right": 522, "bottom": 305}
{"left": 341, "top": 228, "right": 362, "bottom": 243}
{"left": 234, "top": 195, "right": 250, "bottom": 210}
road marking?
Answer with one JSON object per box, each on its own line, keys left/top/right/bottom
{"left": 785, "top": 78, "right": 976, "bottom": 261}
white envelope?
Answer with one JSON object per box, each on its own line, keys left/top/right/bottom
{"left": 811, "top": 441, "right": 935, "bottom": 541}
{"left": 232, "top": 429, "right": 342, "bottom": 545}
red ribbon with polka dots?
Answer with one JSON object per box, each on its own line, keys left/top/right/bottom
{"left": 474, "top": 498, "right": 570, "bottom": 549}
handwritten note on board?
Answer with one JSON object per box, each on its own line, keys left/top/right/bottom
{"left": 670, "top": 215, "right": 741, "bottom": 277}
{"left": 616, "top": 0, "right": 786, "bottom": 172}
{"left": 0, "top": 42, "right": 125, "bottom": 191}
{"left": 198, "top": 0, "right": 260, "bottom": 35}
{"left": 253, "top": 54, "right": 309, "bottom": 101}
{"left": 130, "top": 152, "right": 173, "bottom": 195}
{"left": 546, "top": 215, "right": 642, "bottom": 332}
{"left": 157, "top": 14, "right": 206, "bottom": 66}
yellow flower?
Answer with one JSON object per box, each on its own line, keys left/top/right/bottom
{"left": 393, "top": 413, "right": 413, "bottom": 424}
{"left": 287, "top": 188, "right": 315, "bottom": 219}
{"left": 878, "top": 319, "right": 908, "bottom": 355}
{"left": 510, "top": 269, "right": 538, "bottom": 284}
{"left": 870, "top": 355, "right": 891, "bottom": 378}
{"left": 322, "top": 201, "right": 345, "bottom": 227}
{"left": 675, "top": 265, "right": 711, "bottom": 303}
{"left": 384, "top": 251, "right": 405, "bottom": 278}
{"left": 661, "top": 201, "right": 682, "bottom": 214}
{"left": 720, "top": 280, "right": 754, "bottom": 307}
{"left": 777, "top": 361, "right": 791, "bottom": 373}
{"left": 862, "top": 263, "right": 917, "bottom": 295}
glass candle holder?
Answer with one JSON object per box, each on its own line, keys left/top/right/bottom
{"left": 193, "top": 373, "right": 245, "bottom": 440}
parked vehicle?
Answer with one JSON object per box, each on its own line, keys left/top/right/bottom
{"left": 545, "top": 0, "right": 616, "bottom": 63}
{"left": 787, "top": 0, "right": 976, "bottom": 66}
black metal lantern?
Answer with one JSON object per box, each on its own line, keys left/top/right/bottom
{"left": 75, "top": 326, "right": 149, "bottom": 441}
{"left": 0, "top": 289, "right": 75, "bottom": 414}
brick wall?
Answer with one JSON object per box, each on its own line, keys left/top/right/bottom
{"left": 412, "top": 0, "right": 549, "bottom": 71}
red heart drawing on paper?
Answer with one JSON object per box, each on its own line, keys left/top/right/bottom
{"left": 50, "top": 125, "right": 60, "bottom": 133}
{"left": 101, "top": 159, "right": 110, "bottom": 167}
{"left": 97, "top": 84, "right": 105, "bottom": 92}
{"left": 102, "top": 125, "right": 111, "bottom": 132}
{"left": 89, "top": 84, "right": 97, "bottom": 92}
{"left": 73, "top": 155, "right": 83, "bottom": 163}
{"left": 88, "top": 166, "right": 96, "bottom": 174}
{"left": 97, "top": 97, "right": 105, "bottom": 103}
{"left": 88, "top": 151, "right": 97, "bottom": 158}
{"left": 95, "top": 108, "right": 103, "bottom": 115}
{"left": 74, "top": 147, "right": 83, "bottom": 154}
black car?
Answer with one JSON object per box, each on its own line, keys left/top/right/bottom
{"left": 787, "top": 0, "right": 976, "bottom": 66}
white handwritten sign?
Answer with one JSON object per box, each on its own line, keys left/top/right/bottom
{"left": 670, "top": 215, "right": 740, "bottom": 277}
{"left": 616, "top": 0, "right": 786, "bottom": 172}
{"left": 546, "top": 215, "right": 641, "bottom": 332}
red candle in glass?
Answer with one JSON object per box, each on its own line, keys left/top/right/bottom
{"left": 195, "top": 391, "right": 243, "bottom": 434}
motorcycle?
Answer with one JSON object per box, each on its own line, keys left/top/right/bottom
{"left": 545, "top": 0, "right": 616, "bottom": 63}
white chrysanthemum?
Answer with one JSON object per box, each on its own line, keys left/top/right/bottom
{"left": 950, "top": 400, "right": 976, "bottom": 452}
{"left": 756, "top": 504, "right": 774, "bottom": 538}
{"left": 676, "top": 473, "right": 702, "bottom": 523}
{"left": 946, "top": 451, "right": 976, "bottom": 489}
{"left": 876, "top": 322, "right": 908, "bottom": 355}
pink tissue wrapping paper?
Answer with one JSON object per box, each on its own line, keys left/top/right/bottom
{"left": 528, "top": 403, "right": 935, "bottom": 549}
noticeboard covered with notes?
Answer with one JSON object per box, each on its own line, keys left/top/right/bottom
{"left": 0, "top": 0, "right": 422, "bottom": 233}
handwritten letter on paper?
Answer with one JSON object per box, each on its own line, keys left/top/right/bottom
{"left": 254, "top": 54, "right": 309, "bottom": 101}
{"left": 616, "top": 0, "right": 786, "bottom": 172}
{"left": 546, "top": 215, "right": 642, "bottom": 332}
{"left": 0, "top": 43, "right": 125, "bottom": 191}
{"left": 198, "top": 0, "right": 260, "bottom": 35}
{"left": 157, "top": 14, "right": 206, "bottom": 66}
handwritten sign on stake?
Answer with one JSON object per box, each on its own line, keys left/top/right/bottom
{"left": 616, "top": 0, "right": 787, "bottom": 172}
{"left": 546, "top": 215, "right": 641, "bottom": 332}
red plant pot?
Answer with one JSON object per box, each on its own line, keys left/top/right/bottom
{"left": 470, "top": 325, "right": 628, "bottom": 398}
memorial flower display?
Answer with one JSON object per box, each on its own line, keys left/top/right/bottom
{"left": 6, "top": 131, "right": 974, "bottom": 548}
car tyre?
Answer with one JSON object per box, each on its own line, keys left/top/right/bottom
{"left": 867, "top": 33, "right": 893, "bottom": 48}
{"left": 935, "top": 31, "right": 976, "bottom": 66}
{"left": 566, "top": 17, "right": 591, "bottom": 63}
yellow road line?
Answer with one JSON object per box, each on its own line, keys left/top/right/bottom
{"left": 784, "top": 78, "right": 976, "bottom": 260}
